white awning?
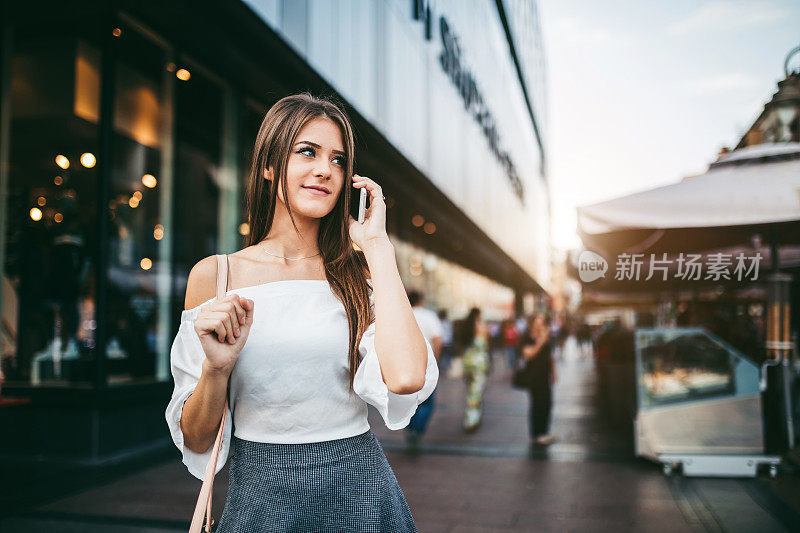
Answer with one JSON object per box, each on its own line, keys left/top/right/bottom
{"left": 578, "top": 143, "right": 800, "bottom": 236}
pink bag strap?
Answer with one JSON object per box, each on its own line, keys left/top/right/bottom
{"left": 189, "top": 254, "right": 230, "bottom": 533}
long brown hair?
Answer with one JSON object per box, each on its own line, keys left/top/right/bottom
{"left": 245, "top": 93, "right": 373, "bottom": 391}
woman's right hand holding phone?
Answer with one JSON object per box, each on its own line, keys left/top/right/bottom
{"left": 194, "top": 295, "right": 254, "bottom": 376}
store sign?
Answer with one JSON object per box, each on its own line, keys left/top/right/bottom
{"left": 438, "top": 16, "right": 525, "bottom": 203}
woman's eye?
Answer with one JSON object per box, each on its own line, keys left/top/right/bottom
{"left": 333, "top": 156, "right": 346, "bottom": 167}
{"left": 298, "top": 147, "right": 315, "bottom": 157}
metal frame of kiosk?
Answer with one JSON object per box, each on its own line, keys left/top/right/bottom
{"left": 634, "top": 327, "right": 781, "bottom": 477}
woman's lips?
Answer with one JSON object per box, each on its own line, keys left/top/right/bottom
{"left": 302, "top": 186, "right": 330, "bottom": 196}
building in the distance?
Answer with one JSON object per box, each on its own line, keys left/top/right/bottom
{"left": 0, "top": 0, "right": 550, "bottom": 466}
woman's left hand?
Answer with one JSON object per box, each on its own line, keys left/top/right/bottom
{"left": 348, "top": 174, "right": 389, "bottom": 249}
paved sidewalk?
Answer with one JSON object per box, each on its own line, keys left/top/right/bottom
{"left": 2, "top": 344, "right": 799, "bottom": 532}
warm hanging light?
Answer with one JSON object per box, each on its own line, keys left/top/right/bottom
{"left": 112, "top": 27, "right": 122, "bottom": 37}
{"left": 30, "top": 207, "right": 43, "bottom": 221}
{"left": 129, "top": 197, "right": 139, "bottom": 208}
{"left": 55, "top": 155, "right": 70, "bottom": 169}
{"left": 37, "top": 196, "right": 46, "bottom": 206}
{"left": 142, "top": 174, "right": 157, "bottom": 188}
{"left": 423, "top": 222, "right": 436, "bottom": 235}
{"left": 132, "top": 190, "right": 142, "bottom": 201}
{"left": 153, "top": 224, "right": 164, "bottom": 240}
{"left": 80, "top": 152, "right": 96, "bottom": 168}
{"left": 176, "top": 68, "right": 191, "bottom": 81}
{"left": 411, "top": 215, "right": 425, "bottom": 227}
{"left": 54, "top": 176, "right": 63, "bottom": 185}
{"left": 140, "top": 257, "right": 153, "bottom": 270}
{"left": 54, "top": 213, "right": 63, "bottom": 223}
{"left": 239, "top": 222, "right": 250, "bottom": 236}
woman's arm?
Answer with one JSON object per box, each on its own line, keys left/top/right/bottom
{"left": 179, "top": 257, "right": 249, "bottom": 454}
{"left": 363, "top": 238, "right": 428, "bottom": 394}
{"left": 181, "top": 363, "right": 230, "bottom": 453}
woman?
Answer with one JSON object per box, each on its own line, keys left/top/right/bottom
{"left": 165, "top": 93, "right": 438, "bottom": 532}
{"left": 460, "top": 307, "right": 489, "bottom": 433}
{"left": 501, "top": 319, "right": 520, "bottom": 372}
{"left": 520, "top": 313, "right": 557, "bottom": 445}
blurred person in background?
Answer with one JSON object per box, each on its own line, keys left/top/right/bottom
{"left": 460, "top": 307, "right": 490, "bottom": 433}
{"left": 553, "top": 317, "right": 570, "bottom": 362}
{"left": 595, "top": 319, "right": 621, "bottom": 405}
{"left": 577, "top": 320, "right": 593, "bottom": 360}
{"left": 515, "top": 314, "right": 527, "bottom": 335}
{"left": 552, "top": 317, "right": 563, "bottom": 360}
{"left": 437, "top": 308, "right": 454, "bottom": 373}
{"left": 405, "top": 290, "right": 443, "bottom": 451}
{"left": 519, "top": 313, "right": 557, "bottom": 445}
{"left": 501, "top": 318, "right": 521, "bottom": 372}
{"left": 487, "top": 319, "right": 502, "bottom": 374}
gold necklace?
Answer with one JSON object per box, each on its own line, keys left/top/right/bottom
{"left": 261, "top": 243, "right": 321, "bottom": 261}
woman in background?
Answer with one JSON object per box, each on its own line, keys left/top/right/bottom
{"left": 520, "top": 313, "right": 557, "bottom": 445}
{"left": 460, "top": 307, "right": 490, "bottom": 432}
{"left": 501, "top": 318, "right": 521, "bottom": 372}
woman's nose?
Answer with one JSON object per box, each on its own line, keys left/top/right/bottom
{"left": 313, "top": 163, "right": 332, "bottom": 178}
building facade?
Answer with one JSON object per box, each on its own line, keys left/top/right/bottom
{"left": 0, "top": 0, "right": 549, "bottom": 464}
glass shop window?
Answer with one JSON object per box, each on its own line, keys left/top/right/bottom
{"left": 105, "top": 23, "right": 172, "bottom": 385}
{"left": 172, "top": 63, "right": 224, "bottom": 319}
{"left": 2, "top": 22, "right": 103, "bottom": 386}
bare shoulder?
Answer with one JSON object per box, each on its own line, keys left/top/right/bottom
{"left": 185, "top": 255, "right": 219, "bottom": 310}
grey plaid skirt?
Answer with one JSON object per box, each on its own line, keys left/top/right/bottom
{"left": 215, "top": 430, "right": 417, "bottom": 532}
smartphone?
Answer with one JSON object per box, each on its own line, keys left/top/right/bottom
{"left": 350, "top": 185, "right": 367, "bottom": 223}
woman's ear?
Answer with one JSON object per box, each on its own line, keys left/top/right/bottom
{"left": 263, "top": 167, "right": 274, "bottom": 182}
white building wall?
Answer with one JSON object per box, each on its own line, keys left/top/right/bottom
{"left": 243, "top": 0, "right": 550, "bottom": 289}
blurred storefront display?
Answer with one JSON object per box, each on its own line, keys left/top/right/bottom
{"left": 635, "top": 327, "right": 780, "bottom": 477}
{"left": 575, "top": 48, "right": 800, "bottom": 463}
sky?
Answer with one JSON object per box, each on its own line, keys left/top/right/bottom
{"left": 536, "top": 0, "right": 800, "bottom": 250}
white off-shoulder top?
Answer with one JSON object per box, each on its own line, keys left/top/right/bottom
{"left": 165, "top": 279, "right": 439, "bottom": 480}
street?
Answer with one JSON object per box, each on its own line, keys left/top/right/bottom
{"left": 2, "top": 341, "right": 799, "bottom": 532}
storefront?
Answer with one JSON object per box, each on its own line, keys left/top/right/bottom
{"left": 575, "top": 56, "right": 800, "bottom": 456}
{"left": 0, "top": 0, "right": 549, "bottom": 465}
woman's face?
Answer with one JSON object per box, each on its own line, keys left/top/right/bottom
{"left": 268, "top": 117, "right": 347, "bottom": 220}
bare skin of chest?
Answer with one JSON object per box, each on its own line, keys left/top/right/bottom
{"left": 226, "top": 245, "right": 326, "bottom": 291}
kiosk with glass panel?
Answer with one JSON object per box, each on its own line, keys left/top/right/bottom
{"left": 635, "top": 328, "right": 781, "bottom": 477}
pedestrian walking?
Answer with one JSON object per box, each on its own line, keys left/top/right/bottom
{"left": 501, "top": 318, "right": 521, "bottom": 372}
{"left": 519, "top": 313, "right": 557, "bottom": 445}
{"left": 460, "top": 307, "right": 490, "bottom": 433}
{"left": 437, "top": 308, "right": 454, "bottom": 373}
{"left": 577, "top": 321, "right": 593, "bottom": 360}
{"left": 165, "top": 93, "right": 438, "bottom": 532}
{"left": 405, "top": 290, "right": 444, "bottom": 451}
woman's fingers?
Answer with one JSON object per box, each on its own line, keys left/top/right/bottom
{"left": 222, "top": 301, "right": 241, "bottom": 337}
{"left": 352, "top": 175, "right": 384, "bottom": 206}
{"left": 197, "top": 296, "right": 255, "bottom": 344}
{"left": 235, "top": 296, "right": 254, "bottom": 328}
{"left": 210, "top": 296, "right": 247, "bottom": 342}
{"left": 196, "top": 315, "right": 228, "bottom": 345}
{"left": 210, "top": 310, "right": 236, "bottom": 344}
{"left": 240, "top": 296, "right": 254, "bottom": 321}
{"left": 223, "top": 295, "right": 246, "bottom": 327}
